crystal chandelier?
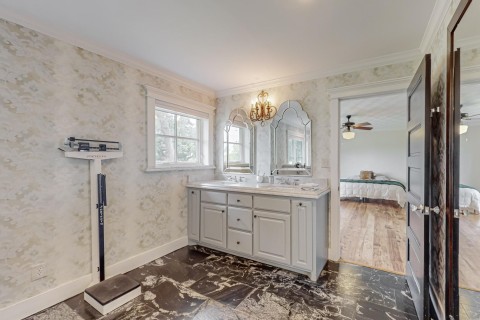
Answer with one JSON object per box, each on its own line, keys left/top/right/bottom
{"left": 249, "top": 90, "right": 276, "bottom": 125}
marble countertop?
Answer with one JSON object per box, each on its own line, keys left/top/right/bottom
{"left": 186, "top": 180, "right": 330, "bottom": 199}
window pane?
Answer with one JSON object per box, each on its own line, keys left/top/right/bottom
{"left": 177, "top": 138, "right": 198, "bottom": 163}
{"left": 155, "top": 110, "right": 175, "bottom": 135}
{"left": 177, "top": 115, "right": 198, "bottom": 138}
{"left": 228, "top": 143, "right": 241, "bottom": 162}
{"left": 228, "top": 127, "right": 240, "bottom": 143}
{"left": 156, "top": 136, "right": 175, "bottom": 163}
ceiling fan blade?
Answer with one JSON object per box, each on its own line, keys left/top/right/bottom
{"left": 354, "top": 122, "right": 371, "bottom": 126}
{"left": 355, "top": 127, "right": 373, "bottom": 130}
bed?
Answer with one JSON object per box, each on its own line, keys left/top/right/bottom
{"left": 460, "top": 184, "right": 480, "bottom": 214}
{"left": 340, "top": 175, "right": 406, "bottom": 208}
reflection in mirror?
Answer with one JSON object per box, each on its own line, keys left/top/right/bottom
{"left": 270, "top": 100, "right": 312, "bottom": 176}
{"left": 224, "top": 108, "right": 255, "bottom": 174}
{"left": 453, "top": 0, "right": 480, "bottom": 317}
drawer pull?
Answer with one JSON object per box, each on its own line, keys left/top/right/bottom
{"left": 237, "top": 241, "right": 240, "bottom": 245}
{"left": 236, "top": 218, "right": 240, "bottom": 221}
{"left": 237, "top": 199, "right": 240, "bottom": 202}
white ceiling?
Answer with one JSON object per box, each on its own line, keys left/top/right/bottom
{"left": 0, "top": 0, "right": 438, "bottom": 94}
{"left": 340, "top": 93, "right": 407, "bottom": 132}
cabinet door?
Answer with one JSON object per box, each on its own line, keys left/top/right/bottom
{"left": 253, "top": 210, "right": 290, "bottom": 264}
{"left": 292, "top": 200, "right": 313, "bottom": 271}
{"left": 188, "top": 189, "right": 200, "bottom": 241}
{"left": 200, "top": 203, "right": 227, "bottom": 248}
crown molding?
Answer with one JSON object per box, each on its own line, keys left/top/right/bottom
{"left": 216, "top": 49, "right": 420, "bottom": 98}
{"left": 419, "top": 0, "right": 451, "bottom": 54}
{"left": 327, "top": 76, "right": 411, "bottom": 100}
{"left": 0, "top": 7, "right": 215, "bottom": 99}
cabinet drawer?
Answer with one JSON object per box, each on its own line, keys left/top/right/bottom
{"left": 228, "top": 229, "right": 252, "bottom": 255}
{"left": 201, "top": 190, "right": 227, "bottom": 204}
{"left": 228, "top": 193, "right": 252, "bottom": 208}
{"left": 254, "top": 196, "right": 290, "bottom": 213}
{"left": 228, "top": 207, "right": 252, "bottom": 232}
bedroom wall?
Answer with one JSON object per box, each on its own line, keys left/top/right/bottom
{"left": 0, "top": 18, "right": 215, "bottom": 311}
{"left": 460, "top": 125, "right": 480, "bottom": 190}
{"left": 340, "top": 130, "right": 407, "bottom": 184}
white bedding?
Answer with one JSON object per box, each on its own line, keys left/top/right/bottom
{"left": 459, "top": 187, "right": 480, "bottom": 214}
{"left": 340, "top": 176, "right": 406, "bottom": 207}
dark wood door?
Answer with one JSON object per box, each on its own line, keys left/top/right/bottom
{"left": 450, "top": 48, "right": 461, "bottom": 320}
{"left": 406, "top": 54, "right": 431, "bottom": 320}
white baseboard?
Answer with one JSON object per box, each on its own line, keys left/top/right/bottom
{"left": 106, "top": 236, "right": 188, "bottom": 278}
{"left": 0, "top": 236, "right": 188, "bottom": 320}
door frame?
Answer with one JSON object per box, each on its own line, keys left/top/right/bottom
{"left": 446, "top": 0, "right": 472, "bottom": 318}
{"left": 327, "top": 77, "right": 411, "bottom": 260}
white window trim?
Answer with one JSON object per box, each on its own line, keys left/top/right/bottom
{"left": 144, "top": 85, "right": 215, "bottom": 172}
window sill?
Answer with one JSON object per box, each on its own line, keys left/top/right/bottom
{"left": 145, "top": 165, "right": 216, "bottom": 172}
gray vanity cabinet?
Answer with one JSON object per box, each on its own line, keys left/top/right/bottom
{"left": 187, "top": 185, "right": 329, "bottom": 281}
{"left": 252, "top": 195, "right": 291, "bottom": 264}
{"left": 187, "top": 189, "right": 200, "bottom": 241}
{"left": 253, "top": 210, "right": 291, "bottom": 264}
{"left": 227, "top": 193, "right": 253, "bottom": 255}
{"left": 199, "top": 190, "right": 227, "bottom": 248}
{"left": 292, "top": 200, "right": 313, "bottom": 270}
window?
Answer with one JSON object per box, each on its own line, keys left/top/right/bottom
{"left": 224, "top": 126, "right": 248, "bottom": 164}
{"left": 145, "top": 85, "right": 215, "bottom": 171}
{"left": 287, "top": 130, "right": 304, "bottom": 164}
{"left": 156, "top": 109, "right": 200, "bottom": 164}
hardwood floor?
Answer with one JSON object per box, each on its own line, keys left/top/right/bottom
{"left": 340, "top": 199, "right": 406, "bottom": 274}
{"left": 459, "top": 213, "right": 480, "bottom": 292}
{"left": 340, "top": 199, "right": 480, "bottom": 292}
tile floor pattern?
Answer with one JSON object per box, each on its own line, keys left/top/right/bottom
{"left": 22, "top": 245, "right": 473, "bottom": 320}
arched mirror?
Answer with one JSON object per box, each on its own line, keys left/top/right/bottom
{"left": 224, "top": 108, "right": 255, "bottom": 174}
{"left": 270, "top": 100, "right": 312, "bottom": 176}
{"left": 447, "top": 0, "right": 480, "bottom": 318}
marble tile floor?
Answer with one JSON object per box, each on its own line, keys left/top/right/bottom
{"left": 25, "top": 245, "right": 424, "bottom": 320}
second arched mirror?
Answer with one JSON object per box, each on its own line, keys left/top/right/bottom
{"left": 270, "top": 100, "right": 312, "bottom": 176}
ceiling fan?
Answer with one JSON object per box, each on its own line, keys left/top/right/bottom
{"left": 461, "top": 112, "right": 480, "bottom": 120}
{"left": 341, "top": 115, "right": 373, "bottom": 139}
{"left": 459, "top": 105, "right": 480, "bottom": 134}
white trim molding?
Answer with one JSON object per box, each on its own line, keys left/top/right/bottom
{"left": 0, "top": 237, "right": 188, "bottom": 320}
{"left": 217, "top": 51, "right": 420, "bottom": 98}
{"left": 327, "top": 77, "right": 410, "bottom": 262}
{"left": 0, "top": 7, "right": 215, "bottom": 99}
{"left": 143, "top": 84, "right": 215, "bottom": 171}
{"left": 419, "top": 0, "right": 451, "bottom": 54}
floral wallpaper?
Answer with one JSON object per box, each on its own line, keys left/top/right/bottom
{"left": 0, "top": 18, "right": 214, "bottom": 309}
{"left": 0, "top": 0, "right": 471, "bottom": 315}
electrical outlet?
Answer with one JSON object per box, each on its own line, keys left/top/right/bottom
{"left": 31, "top": 263, "right": 47, "bottom": 281}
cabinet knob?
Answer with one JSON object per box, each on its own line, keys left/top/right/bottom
{"left": 222, "top": 210, "right": 225, "bottom": 213}
{"left": 299, "top": 202, "right": 302, "bottom": 206}
{"left": 191, "top": 191, "right": 194, "bottom": 194}
{"left": 237, "top": 199, "right": 240, "bottom": 202}
{"left": 236, "top": 241, "right": 240, "bottom": 245}
{"left": 254, "top": 215, "right": 257, "bottom": 218}
{"left": 237, "top": 218, "right": 240, "bottom": 221}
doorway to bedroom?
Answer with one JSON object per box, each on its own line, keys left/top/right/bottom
{"left": 339, "top": 92, "right": 408, "bottom": 274}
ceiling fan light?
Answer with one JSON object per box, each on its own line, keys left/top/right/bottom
{"left": 459, "top": 123, "right": 468, "bottom": 135}
{"left": 342, "top": 130, "right": 355, "bottom": 140}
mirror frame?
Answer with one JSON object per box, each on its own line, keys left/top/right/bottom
{"left": 446, "top": 0, "right": 471, "bottom": 318}
{"left": 223, "top": 108, "right": 256, "bottom": 174}
{"left": 270, "top": 100, "right": 312, "bottom": 176}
